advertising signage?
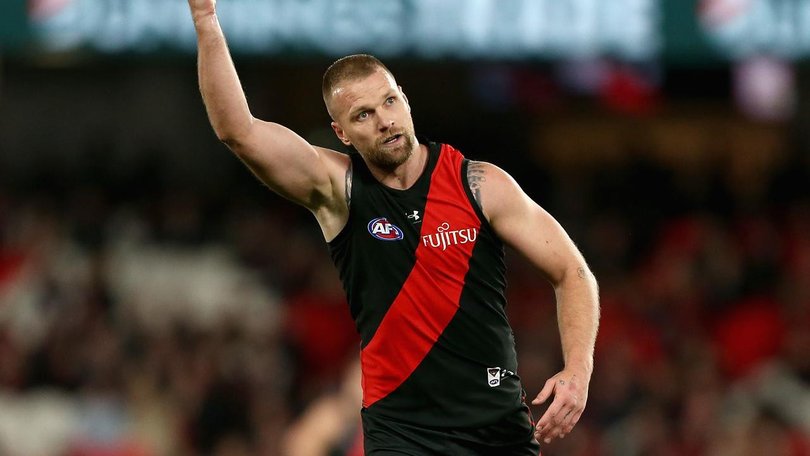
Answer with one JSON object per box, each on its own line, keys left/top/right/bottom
{"left": 11, "top": 0, "right": 810, "bottom": 62}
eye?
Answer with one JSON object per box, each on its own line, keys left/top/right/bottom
{"left": 386, "top": 97, "right": 395, "bottom": 105}
{"left": 356, "top": 111, "right": 369, "bottom": 121}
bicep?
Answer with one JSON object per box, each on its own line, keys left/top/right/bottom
{"left": 227, "top": 119, "right": 345, "bottom": 209}
{"left": 481, "top": 165, "right": 584, "bottom": 285}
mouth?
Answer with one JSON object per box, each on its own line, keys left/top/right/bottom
{"left": 382, "top": 133, "right": 403, "bottom": 146}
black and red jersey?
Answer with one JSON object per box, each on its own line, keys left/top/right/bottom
{"left": 329, "top": 141, "right": 525, "bottom": 428}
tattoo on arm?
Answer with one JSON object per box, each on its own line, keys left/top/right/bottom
{"left": 345, "top": 161, "right": 353, "bottom": 209}
{"left": 577, "top": 267, "right": 587, "bottom": 279}
{"left": 467, "top": 161, "right": 486, "bottom": 209}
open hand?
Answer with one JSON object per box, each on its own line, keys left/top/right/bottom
{"left": 531, "top": 368, "right": 589, "bottom": 444}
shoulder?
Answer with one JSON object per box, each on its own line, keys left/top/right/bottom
{"left": 464, "top": 160, "right": 517, "bottom": 185}
{"left": 465, "top": 160, "right": 524, "bottom": 219}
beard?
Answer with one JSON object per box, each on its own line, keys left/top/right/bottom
{"left": 362, "top": 130, "right": 417, "bottom": 171}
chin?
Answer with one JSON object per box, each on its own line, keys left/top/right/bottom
{"left": 366, "top": 137, "right": 415, "bottom": 169}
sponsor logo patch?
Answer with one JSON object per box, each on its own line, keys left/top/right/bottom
{"left": 422, "top": 222, "right": 478, "bottom": 251}
{"left": 368, "top": 217, "right": 405, "bottom": 241}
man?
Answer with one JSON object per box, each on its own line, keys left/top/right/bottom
{"left": 188, "top": 1, "right": 600, "bottom": 454}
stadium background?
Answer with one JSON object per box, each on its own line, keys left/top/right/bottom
{"left": 0, "top": 0, "right": 809, "bottom": 455}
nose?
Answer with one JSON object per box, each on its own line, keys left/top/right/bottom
{"left": 377, "top": 117, "right": 394, "bottom": 131}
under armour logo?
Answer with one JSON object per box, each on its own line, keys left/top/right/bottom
{"left": 407, "top": 210, "right": 420, "bottom": 222}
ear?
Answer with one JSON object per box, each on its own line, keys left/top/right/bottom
{"left": 331, "top": 121, "right": 352, "bottom": 146}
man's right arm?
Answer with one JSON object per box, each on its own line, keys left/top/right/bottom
{"left": 189, "top": 1, "right": 348, "bottom": 217}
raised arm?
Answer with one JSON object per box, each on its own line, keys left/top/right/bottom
{"left": 469, "top": 161, "right": 600, "bottom": 444}
{"left": 188, "top": 0, "right": 349, "bottom": 236}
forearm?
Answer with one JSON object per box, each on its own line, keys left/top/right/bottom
{"left": 554, "top": 266, "right": 600, "bottom": 376}
{"left": 192, "top": 11, "right": 253, "bottom": 144}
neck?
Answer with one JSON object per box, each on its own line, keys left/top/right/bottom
{"left": 368, "top": 142, "right": 428, "bottom": 190}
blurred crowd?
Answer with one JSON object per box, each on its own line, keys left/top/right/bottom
{"left": 0, "top": 142, "right": 808, "bottom": 456}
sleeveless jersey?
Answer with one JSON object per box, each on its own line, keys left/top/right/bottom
{"left": 328, "top": 142, "right": 525, "bottom": 428}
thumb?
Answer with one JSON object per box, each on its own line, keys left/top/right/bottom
{"left": 532, "top": 377, "right": 556, "bottom": 405}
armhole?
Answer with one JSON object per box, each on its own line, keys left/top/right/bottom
{"left": 461, "top": 159, "right": 496, "bottom": 233}
{"left": 345, "top": 157, "right": 353, "bottom": 211}
{"left": 327, "top": 154, "right": 358, "bottom": 246}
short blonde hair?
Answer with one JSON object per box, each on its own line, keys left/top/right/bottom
{"left": 322, "top": 54, "right": 395, "bottom": 117}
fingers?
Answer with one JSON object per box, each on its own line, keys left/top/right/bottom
{"left": 534, "top": 398, "right": 565, "bottom": 443}
{"left": 531, "top": 377, "right": 555, "bottom": 405}
{"left": 556, "top": 407, "right": 583, "bottom": 439}
{"left": 563, "top": 409, "right": 584, "bottom": 435}
{"left": 533, "top": 379, "right": 586, "bottom": 444}
{"left": 536, "top": 408, "right": 578, "bottom": 443}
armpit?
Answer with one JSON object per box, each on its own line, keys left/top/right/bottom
{"left": 344, "top": 160, "right": 353, "bottom": 209}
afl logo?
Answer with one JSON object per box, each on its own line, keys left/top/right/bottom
{"left": 367, "top": 217, "right": 404, "bottom": 241}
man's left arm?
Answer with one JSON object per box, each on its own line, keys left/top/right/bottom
{"left": 469, "top": 161, "right": 600, "bottom": 444}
